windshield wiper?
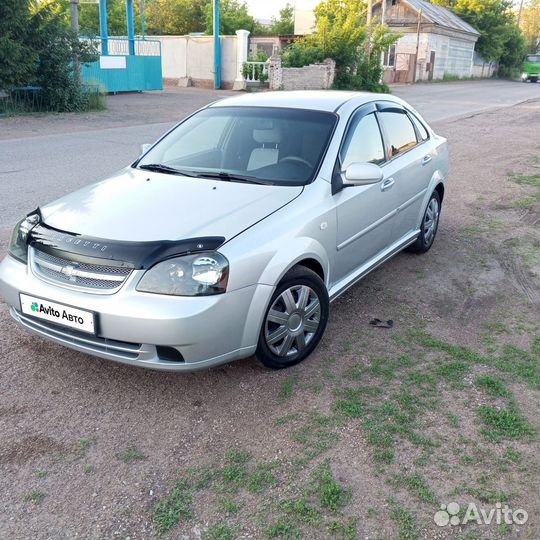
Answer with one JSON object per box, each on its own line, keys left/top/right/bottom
{"left": 138, "top": 164, "right": 198, "bottom": 177}
{"left": 194, "top": 171, "right": 274, "bottom": 185}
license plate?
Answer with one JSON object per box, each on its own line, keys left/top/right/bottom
{"left": 20, "top": 293, "right": 96, "bottom": 334}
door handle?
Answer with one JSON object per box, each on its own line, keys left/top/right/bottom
{"left": 422, "top": 155, "right": 432, "bottom": 166}
{"left": 381, "top": 177, "right": 395, "bottom": 192}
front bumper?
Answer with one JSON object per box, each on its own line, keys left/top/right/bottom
{"left": 0, "top": 255, "right": 272, "bottom": 371}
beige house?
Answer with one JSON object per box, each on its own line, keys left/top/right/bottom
{"left": 294, "top": 0, "right": 481, "bottom": 82}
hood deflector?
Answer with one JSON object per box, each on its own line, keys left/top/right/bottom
{"left": 28, "top": 218, "right": 225, "bottom": 270}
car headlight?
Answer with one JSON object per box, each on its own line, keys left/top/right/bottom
{"left": 9, "top": 213, "right": 40, "bottom": 264}
{"left": 136, "top": 252, "right": 229, "bottom": 296}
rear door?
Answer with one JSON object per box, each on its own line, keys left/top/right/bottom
{"left": 376, "top": 103, "right": 436, "bottom": 244}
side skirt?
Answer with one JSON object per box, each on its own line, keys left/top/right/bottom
{"left": 328, "top": 230, "right": 419, "bottom": 302}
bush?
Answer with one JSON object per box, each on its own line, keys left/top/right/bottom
{"left": 282, "top": 38, "right": 325, "bottom": 68}
{"left": 0, "top": 0, "right": 99, "bottom": 113}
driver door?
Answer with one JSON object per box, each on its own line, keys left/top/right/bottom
{"left": 333, "top": 104, "right": 397, "bottom": 282}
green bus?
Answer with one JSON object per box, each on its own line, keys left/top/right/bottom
{"left": 522, "top": 54, "right": 540, "bottom": 83}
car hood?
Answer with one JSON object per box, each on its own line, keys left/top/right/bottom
{"left": 40, "top": 168, "right": 303, "bottom": 242}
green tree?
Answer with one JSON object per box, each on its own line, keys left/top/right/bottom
{"left": 269, "top": 3, "right": 294, "bottom": 35}
{"left": 204, "top": 0, "right": 256, "bottom": 35}
{"left": 77, "top": 0, "right": 144, "bottom": 37}
{"left": 0, "top": 0, "right": 36, "bottom": 89}
{"left": 451, "top": 0, "right": 525, "bottom": 74}
{"left": 145, "top": 0, "right": 209, "bottom": 35}
{"left": 283, "top": 0, "right": 399, "bottom": 91}
{"left": 519, "top": 0, "right": 540, "bottom": 52}
{"left": 29, "top": 0, "right": 98, "bottom": 110}
{"left": 1, "top": 0, "right": 98, "bottom": 111}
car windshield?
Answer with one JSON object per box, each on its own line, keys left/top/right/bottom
{"left": 525, "top": 55, "right": 540, "bottom": 62}
{"left": 137, "top": 106, "right": 337, "bottom": 186}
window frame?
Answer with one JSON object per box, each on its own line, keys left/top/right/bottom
{"left": 332, "top": 102, "right": 386, "bottom": 194}
{"left": 383, "top": 44, "right": 397, "bottom": 68}
{"left": 375, "top": 101, "right": 429, "bottom": 163}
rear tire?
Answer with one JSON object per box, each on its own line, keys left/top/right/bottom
{"left": 256, "top": 266, "right": 329, "bottom": 369}
{"left": 407, "top": 190, "right": 441, "bottom": 254}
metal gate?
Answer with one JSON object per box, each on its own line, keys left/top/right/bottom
{"left": 81, "top": 38, "right": 163, "bottom": 93}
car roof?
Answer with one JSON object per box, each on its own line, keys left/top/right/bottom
{"left": 209, "top": 90, "right": 404, "bottom": 113}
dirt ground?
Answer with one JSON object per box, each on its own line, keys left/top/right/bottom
{"left": 0, "top": 100, "right": 539, "bottom": 540}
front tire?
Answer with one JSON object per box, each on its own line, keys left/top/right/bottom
{"left": 407, "top": 190, "right": 441, "bottom": 254}
{"left": 256, "top": 266, "right": 329, "bottom": 369}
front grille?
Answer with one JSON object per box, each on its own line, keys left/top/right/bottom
{"left": 31, "top": 248, "right": 132, "bottom": 293}
{"left": 14, "top": 309, "right": 142, "bottom": 360}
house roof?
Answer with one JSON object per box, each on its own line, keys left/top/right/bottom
{"left": 403, "top": 0, "right": 480, "bottom": 36}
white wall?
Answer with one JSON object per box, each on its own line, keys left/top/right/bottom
{"left": 393, "top": 31, "right": 475, "bottom": 80}
{"left": 429, "top": 34, "right": 475, "bottom": 79}
{"left": 154, "top": 35, "right": 238, "bottom": 87}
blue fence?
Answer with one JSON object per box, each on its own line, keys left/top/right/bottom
{"left": 81, "top": 38, "right": 163, "bottom": 93}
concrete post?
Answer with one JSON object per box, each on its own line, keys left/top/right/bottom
{"left": 233, "top": 29, "right": 250, "bottom": 90}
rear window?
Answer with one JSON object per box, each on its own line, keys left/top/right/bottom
{"left": 526, "top": 55, "right": 540, "bottom": 62}
{"left": 379, "top": 111, "right": 418, "bottom": 158}
{"left": 409, "top": 113, "right": 429, "bottom": 141}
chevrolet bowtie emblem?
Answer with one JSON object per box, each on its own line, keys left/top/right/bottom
{"left": 61, "top": 264, "right": 77, "bottom": 279}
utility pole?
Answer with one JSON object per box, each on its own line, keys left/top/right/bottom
{"left": 70, "top": 0, "right": 80, "bottom": 83}
{"left": 517, "top": 0, "right": 524, "bottom": 27}
{"left": 380, "top": 0, "right": 387, "bottom": 82}
{"left": 366, "top": 0, "right": 373, "bottom": 57}
{"left": 213, "top": 0, "right": 221, "bottom": 89}
{"left": 413, "top": 8, "right": 422, "bottom": 82}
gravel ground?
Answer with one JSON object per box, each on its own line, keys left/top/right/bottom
{"left": 0, "top": 99, "right": 539, "bottom": 540}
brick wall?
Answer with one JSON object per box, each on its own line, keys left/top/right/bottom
{"left": 268, "top": 56, "right": 336, "bottom": 91}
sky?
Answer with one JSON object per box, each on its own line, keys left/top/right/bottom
{"left": 244, "top": 0, "right": 292, "bottom": 21}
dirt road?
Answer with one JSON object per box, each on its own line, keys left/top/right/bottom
{"left": 0, "top": 99, "right": 539, "bottom": 540}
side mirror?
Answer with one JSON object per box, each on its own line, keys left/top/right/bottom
{"left": 140, "top": 143, "right": 152, "bottom": 155}
{"left": 342, "top": 162, "right": 383, "bottom": 187}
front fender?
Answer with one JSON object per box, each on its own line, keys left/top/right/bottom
{"left": 258, "top": 237, "right": 330, "bottom": 288}
{"left": 238, "top": 237, "right": 330, "bottom": 351}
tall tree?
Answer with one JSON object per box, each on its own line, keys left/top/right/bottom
{"left": 0, "top": 0, "right": 36, "bottom": 89}
{"left": 204, "top": 0, "right": 256, "bottom": 35}
{"left": 451, "top": 0, "right": 518, "bottom": 61}
{"left": 145, "top": 0, "right": 209, "bottom": 35}
{"left": 269, "top": 3, "right": 294, "bottom": 35}
{"left": 78, "top": 0, "right": 143, "bottom": 36}
{"left": 519, "top": 0, "right": 540, "bottom": 51}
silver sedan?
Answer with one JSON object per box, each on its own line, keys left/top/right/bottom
{"left": 0, "top": 91, "right": 449, "bottom": 371}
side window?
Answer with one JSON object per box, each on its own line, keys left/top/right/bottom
{"left": 340, "top": 113, "right": 385, "bottom": 169}
{"left": 379, "top": 111, "right": 418, "bottom": 158}
{"left": 409, "top": 113, "right": 429, "bottom": 141}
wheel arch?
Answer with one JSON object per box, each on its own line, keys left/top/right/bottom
{"left": 434, "top": 182, "right": 445, "bottom": 203}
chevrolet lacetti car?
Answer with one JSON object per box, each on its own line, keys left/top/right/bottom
{"left": 0, "top": 91, "right": 449, "bottom": 371}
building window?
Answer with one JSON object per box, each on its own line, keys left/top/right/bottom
{"left": 384, "top": 45, "right": 396, "bottom": 67}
